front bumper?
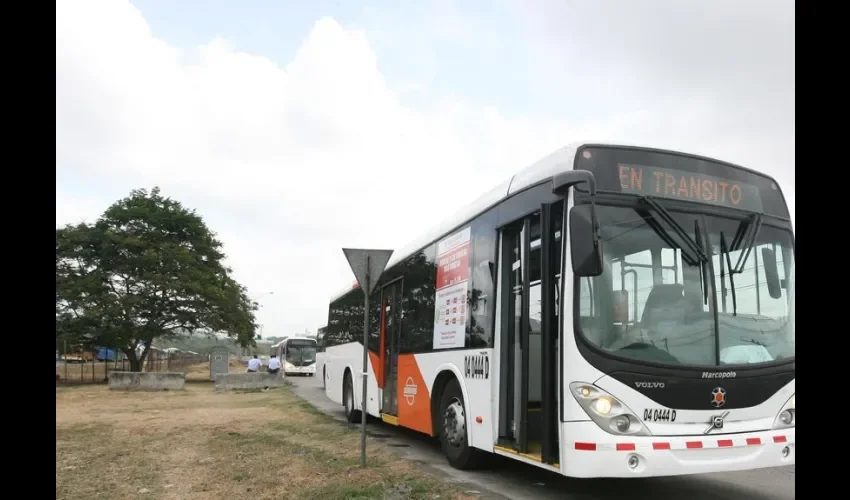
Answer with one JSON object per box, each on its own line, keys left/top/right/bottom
{"left": 285, "top": 365, "right": 316, "bottom": 374}
{"left": 561, "top": 422, "right": 795, "bottom": 478}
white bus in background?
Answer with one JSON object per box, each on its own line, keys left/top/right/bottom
{"left": 270, "top": 336, "right": 318, "bottom": 376}
{"left": 320, "top": 142, "right": 794, "bottom": 479}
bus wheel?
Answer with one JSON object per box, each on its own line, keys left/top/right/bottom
{"left": 439, "top": 378, "right": 488, "bottom": 470}
{"left": 343, "top": 371, "right": 361, "bottom": 424}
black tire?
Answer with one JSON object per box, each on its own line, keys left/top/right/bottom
{"left": 439, "top": 378, "right": 489, "bottom": 470}
{"left": 343, "top": 371, "right": 362, "bottom": 423}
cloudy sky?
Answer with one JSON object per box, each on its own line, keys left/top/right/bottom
{"left": 56, "top": 0, "right": 795, "bottom": 338}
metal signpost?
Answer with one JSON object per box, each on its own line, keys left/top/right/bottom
{"left": 342, "top": 248, "right": 393, "bottom": 468}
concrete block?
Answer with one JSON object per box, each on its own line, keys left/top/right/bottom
{"left": 214, "top": 372, "right": 287, "bottom": 391}
{"left": 108, "top": 371, "right": 186, "bottom": 391}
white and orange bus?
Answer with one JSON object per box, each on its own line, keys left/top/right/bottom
{"left": 320, "top": 142, "right": 795, "bottom": 478}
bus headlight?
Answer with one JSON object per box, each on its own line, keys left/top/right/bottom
{"left": 594, "top": 397, "right": 613, "bottom": 415}
{"left": 773, "top": 393, "right": 795, "bottom": 429}
{"left": 570, "top": 382, "right": 650, "bottom": 436}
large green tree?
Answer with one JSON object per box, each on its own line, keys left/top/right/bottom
{"left": 56, "top": 187, "right": 258, "bottom": 371}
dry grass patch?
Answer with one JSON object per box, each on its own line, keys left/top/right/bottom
{"left": 56, "top": 384, "right": 479, "bottom": 500}
{"left": 183, "top": 361, "right": 215, "bottom": 382}
{"left": 184, "top": 359, "right": 248, "bottom": 381}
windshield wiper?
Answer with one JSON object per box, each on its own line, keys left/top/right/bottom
{"left": 719, "top": 232, "right": 738, "bottom": 315}
{"left": 639, "top": 196, "right": 708, "bottom": 266}
{"left": 729, "top": 213, "right": 763, "bottom": 274}
{"left": 716, "top": 213, "right": 762, "bottom": 316}
{"left": 694, "top": 219, "right": 709, "bottom": 305}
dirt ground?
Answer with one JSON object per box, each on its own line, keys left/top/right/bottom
{"left": 56, "top": 380, "right": 479, "bottom": 500}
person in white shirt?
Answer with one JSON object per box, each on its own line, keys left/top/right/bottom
{"left": 267, "top": 355, "right": 282, "bottom": 375}
{"left": 247, "top": 355, "right": 262, "bottom": 373}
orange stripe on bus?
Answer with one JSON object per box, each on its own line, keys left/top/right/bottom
{"left": 368, "top": 351, "right": 381, "bottom": 384}
{"left": 396, "top": 354, "right": 433, "bottom": 436}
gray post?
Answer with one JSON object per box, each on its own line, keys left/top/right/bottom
{"left": 360, "top": 256, "right": 371, "bottom": 468}
{"left": 341, "top": 247, "right": 392, "bottom": 469}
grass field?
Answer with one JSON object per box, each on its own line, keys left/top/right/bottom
{"left": 56, "top": 381, "right": 479, "bottom": 500}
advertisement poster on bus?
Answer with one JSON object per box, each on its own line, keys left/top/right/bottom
{"left": 433, "top": 227, "right": 471, "bottom": 349}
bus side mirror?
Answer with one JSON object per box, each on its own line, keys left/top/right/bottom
{"left": 553, "top": 169, "right": 603, "bottom": 278}
{"left": 761, "top": 248, "right": 783, "bottom": 299}
{"left": 570, "top": 205, "right": 603, "bottom": 277}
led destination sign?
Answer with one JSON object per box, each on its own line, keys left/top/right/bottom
{"left": 616, "top": 163, "right": 763, "bottom": 212}
{"left": 573, "top": 146, "right": 789, "bottom": 218}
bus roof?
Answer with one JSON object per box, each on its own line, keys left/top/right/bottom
{"left": 286, "top": 336, "right": 317, "bottom": 342}
{"left": 328, "top": 141, "right": 782, "bottom": 303}
{"left": 272, "top": 336, "right": 317, "bottom": 348}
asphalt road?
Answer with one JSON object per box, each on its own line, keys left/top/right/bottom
{"left": 287, "top": 375, "right": 795, "bottom": 500}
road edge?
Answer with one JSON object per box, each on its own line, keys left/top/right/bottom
{"left": 285, "top": 382, "right": 510, "bottom": 500}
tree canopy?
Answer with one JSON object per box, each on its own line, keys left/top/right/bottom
{"left": 56, "top": 187, "right": 258, "bottom": 371}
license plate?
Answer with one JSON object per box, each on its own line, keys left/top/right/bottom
{"left": 643, "top": 408, "right": 677, "bottom": 422}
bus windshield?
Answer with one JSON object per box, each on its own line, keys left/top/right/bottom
{"left": 285, "top": 340, "right": 317, "bottom": 366}
{"left": 576, "top": 203, "right": 794, "bottom": 367}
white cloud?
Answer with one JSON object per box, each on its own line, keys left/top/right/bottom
{"left": 56, "top": 0, "right": 794, "bottom": 336}
{"left": 514, "top": 0, "right": 795, "bottom": 209}
{"left": 56, "top": 187, "right": 106, "bottom": 227}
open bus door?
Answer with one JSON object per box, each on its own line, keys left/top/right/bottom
{"left": 379, "top": 279, "right": 403, "bottom": 420}
{"left": 497, "top": 202, "right": 562, "bottom": 465}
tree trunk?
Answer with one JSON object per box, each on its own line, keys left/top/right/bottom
{"left": 138, "top": 340, "right": 152, "bottom": 371}
{"left": 121, "top": 347, "right": 143, "bottom": 372}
